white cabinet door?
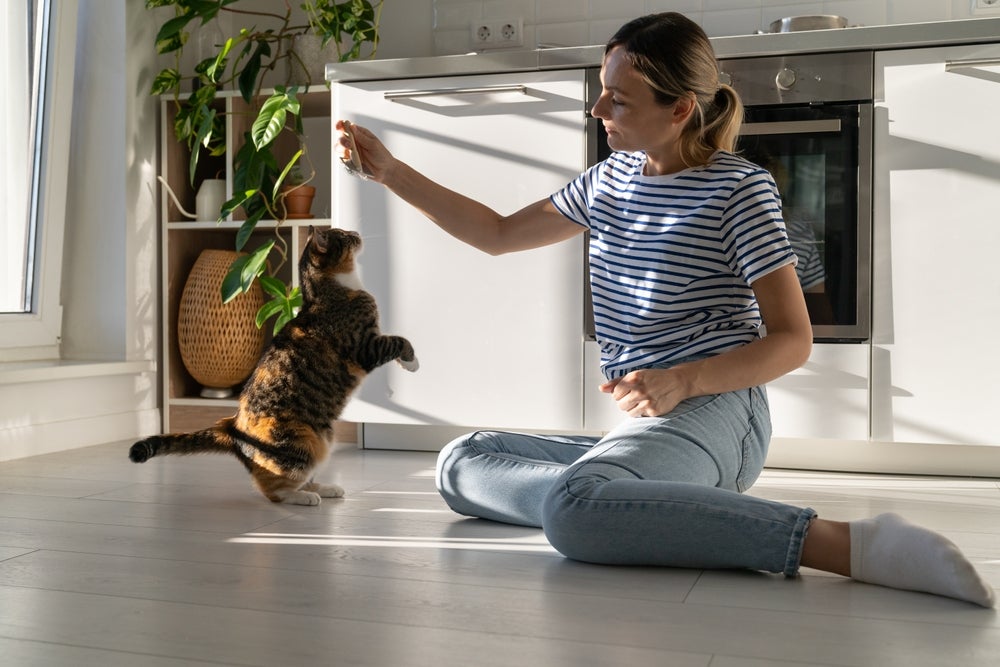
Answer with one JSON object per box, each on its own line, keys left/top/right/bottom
{"left": 872, "top": 45, "right": 1000, "bottom": 445}
{"left": 767, "top": 344, "right": 870, "bottom": 441}
{"left": 332, "top": 71, "right": 587, "bottom": 430}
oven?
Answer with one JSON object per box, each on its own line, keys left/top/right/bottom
{"left": 584, "top": 50, "right": 873, "bottom": 342}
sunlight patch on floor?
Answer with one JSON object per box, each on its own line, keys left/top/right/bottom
{"left": 227, "top": 532, "right": 557, "bottom": 553}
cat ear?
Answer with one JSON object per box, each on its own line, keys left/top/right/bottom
{"left": 311, "top": 228, "right": 330, "bottom": 255}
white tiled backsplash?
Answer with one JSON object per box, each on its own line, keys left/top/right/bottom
{"left": 432, "top": 0, "right": 984, "bottom": 55}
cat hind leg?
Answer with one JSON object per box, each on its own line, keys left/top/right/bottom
{"left": 250, "top": 467, "right": 322, "bottom": 506}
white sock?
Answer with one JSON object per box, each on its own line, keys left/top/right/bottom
{"left": 850, "top": 513, "right": 995, "bottom": 608}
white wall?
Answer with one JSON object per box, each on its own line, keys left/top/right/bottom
{"left": 0, "top": 0, "right": 160, "bottom": 462}
{"left": 430, "top": 0, "right": 986, "bottom": 55}
{"left": 2, "top": 0, "right": 987, "bottom": 461}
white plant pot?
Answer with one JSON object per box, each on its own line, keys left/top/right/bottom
{"left": 195, "top": 179, "right": 226, "bottom": 221}
{"left": 286, "top": 34, "right": 340, "bottom": 86}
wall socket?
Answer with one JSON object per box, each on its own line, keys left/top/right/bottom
{"left": 973, "top": 0, "right": 1000, "bottom": 13}
{"left": 470, "top": 18, "right": 523, "bottom": 49}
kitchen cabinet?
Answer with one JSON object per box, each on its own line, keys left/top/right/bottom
{"left": 871, "top": 44, "right": 1000, "bottom": 446}
{"left": 158, "top": 88, "right": 332, "bottom": 432}
{"left": 332, "top": 70, "right": 588, "bottom": 432}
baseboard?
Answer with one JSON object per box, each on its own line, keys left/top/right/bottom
{"left": 357, "top": 424, "right": 1000, "bottom": 479}
{"left": 0, "top": 408, "right": 161, "bottom": 463}
{"left": 767, "top": 437, "right": 1000, "bottom": 478}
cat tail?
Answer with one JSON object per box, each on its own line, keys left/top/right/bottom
{"left": 129, "top": 420, "right": 236, "bottom": 463}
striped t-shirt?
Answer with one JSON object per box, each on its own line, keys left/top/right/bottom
{"left": 550, "top": 150, "right": 796, "bottom": 380}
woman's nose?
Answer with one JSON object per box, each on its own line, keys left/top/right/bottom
{"left": 590, "top": 97, "right": 606, "bottom": 120}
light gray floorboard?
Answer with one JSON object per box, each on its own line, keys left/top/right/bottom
{"left": 1, "top": 441, "right": 997, "bottom": 666}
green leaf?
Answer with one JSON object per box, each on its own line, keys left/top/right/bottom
{"left": 272, "top": 308, "right": 294, "bottom": 335}
{"left": 234, "top": 207, "right": 265, "bottom": 250}
{"left": 258, "top": 276, "right": 286, "bottom": 299}
{"left": 221, "top": 189, "right": 254, "bottom": 220}
{"left": 189, "top": 106, "right": 217, "bottom": 184}
{"left": 272, "top": 287, "right": 302, "bottom": 335}
{"left": 251, "top": 93, "right": 293, "bottom": 150}
{"left": 273, "top": 149, "right": 304, "bottom": 200}
{"left": 150, "top": 68, "right": 180, "bottom": 96}
{"left": 240, "top": 241, "right": 275, "bottom": 290}
{"left": 238, "top": 40, "right": 271, "bottom": 103}
{"left": 221, "top": 255, "right": 253, "bottom": 303}
{"left": 255, "top": 298, "right": 286, "bottom": 329}
{"left": 155, "top": 14, "right": 193, "bottom": 54}
{"left": 194, "top": 37, "right": 232, "bottom": 84}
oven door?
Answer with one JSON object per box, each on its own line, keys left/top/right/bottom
{"left": 738, "top": 103, "right": 872, "bottom": 342}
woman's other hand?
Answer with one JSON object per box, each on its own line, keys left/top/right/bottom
{"left": 600, "top": 367, "right": 694, "bottom": 418}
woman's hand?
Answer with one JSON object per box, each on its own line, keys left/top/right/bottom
{"left": 599, "top": 264, "right": 812, "bottom": 418}
{"left": 334, "top": 120, "right": 394, "bottom": 183}
{"left": 599, "top": 367, "right": 695, "bottom": 418}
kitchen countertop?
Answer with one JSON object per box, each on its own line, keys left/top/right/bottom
{"left": 327, "top": 17, "right": 1000, "bottom": 83}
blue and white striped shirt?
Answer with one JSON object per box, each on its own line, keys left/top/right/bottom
{"left": 551, "top": 150, "right": 796, "bottom": 380}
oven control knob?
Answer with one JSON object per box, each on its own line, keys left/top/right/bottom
{"left": 718, "top": 71, "right": 732, "bottom": 87}
{"left": 775, "top": 67, "right": 797, "bottom": 91}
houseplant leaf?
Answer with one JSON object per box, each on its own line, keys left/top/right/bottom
{"left": 251, "top": 88, "right": 301, "bottom": 150}
{"left": 150, "top": 68, "right": 180, "bottom": 96}
{"left": 234, "top": 208, "right": 265, "bottom": 251}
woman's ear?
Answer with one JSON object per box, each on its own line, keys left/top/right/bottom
{"left": 672, "top": 93, "right": 697, "bottom": 126}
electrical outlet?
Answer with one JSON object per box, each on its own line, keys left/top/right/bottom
{"left": 470, "top": 18, "right": 523, "bottom": 49}
{"left": 973, "top": 0, "right": 1000, "bottom": 14}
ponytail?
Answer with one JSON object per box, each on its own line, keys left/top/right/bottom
{"left": 607, "top": 13, "right": 745, "bottom": 168}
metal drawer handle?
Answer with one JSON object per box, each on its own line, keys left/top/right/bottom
{"left": 384, "top": 85, "right": 528, "bottom": 101}
{"left": 740, "top": 119, "right": 842, "bottom": 136}
{"left": 945, "top": 58, "right": 1000, "bottom": 71}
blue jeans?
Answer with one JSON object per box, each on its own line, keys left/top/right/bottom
{"left": 436, "top": 386, "right": 816, "bottom": 576}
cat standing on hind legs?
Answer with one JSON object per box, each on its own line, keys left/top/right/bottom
{"left": 129, "top": 227, "right": 418, "bottom": 505}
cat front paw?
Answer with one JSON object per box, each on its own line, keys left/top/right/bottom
{"left": 284, "top": 490, "right": 322, "bottom": 506}
{"left": 398, "top": 356, "right": 419, "bottom": 372}
{"left": 301, "top": 481, "right": 345, "bottom": 498}
{"left": 315, "top": 483, "right": 345, "bottom": 498}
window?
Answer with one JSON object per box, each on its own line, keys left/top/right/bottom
{"left": 1, "top": 2, "right": 32, "bottom": 313}
{"left": 0, "top": 0, "right": 76, "bottom": 360}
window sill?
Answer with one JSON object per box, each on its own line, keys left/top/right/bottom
{"left": 0, "top": 359, "right": 155, "bottom": 385}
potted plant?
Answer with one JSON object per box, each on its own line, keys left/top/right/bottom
{"left": 147, "top": 0, "right": 382, "bottom": 333}
{"left": 280, "top": 163, "right": 316, "bottom": 218}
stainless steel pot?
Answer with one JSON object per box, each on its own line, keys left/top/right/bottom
{"left": 768, "top": 15, "right": 848, "bottom": 33}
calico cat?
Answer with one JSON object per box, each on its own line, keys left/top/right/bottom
{"left": 129, "top": 226, "right": 418, "bottom": 505}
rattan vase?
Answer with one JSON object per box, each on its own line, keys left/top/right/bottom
{"left": 177, "top": 249, "right": 266, "bottom": 398}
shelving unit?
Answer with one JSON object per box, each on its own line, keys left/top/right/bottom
{"left": 158, "top": 86, "right": 331, "bottom": 433}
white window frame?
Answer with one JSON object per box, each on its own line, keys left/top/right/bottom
{"left": 0, "top": 0, "right": 77, "bottom": 361}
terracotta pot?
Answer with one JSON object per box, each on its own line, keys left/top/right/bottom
{"left": 281, "top": 184, "right": 316, "bottom": 218}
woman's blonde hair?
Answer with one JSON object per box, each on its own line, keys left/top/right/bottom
{"left": 605, "top": 12, "right": 743, "bottom": 168}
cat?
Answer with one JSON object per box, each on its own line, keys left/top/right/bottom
{"left": 129, "top": 226, "right": 418, "bottom": 505}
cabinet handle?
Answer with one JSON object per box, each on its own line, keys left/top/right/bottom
{"left": 740, "top": 119, "right": 841, "bottom": 136}
{"left": 384, "top": 85, "right": 528, "bottom": 101}
{"left": 945, "top": 58, "right": 1000, "bottom": 71}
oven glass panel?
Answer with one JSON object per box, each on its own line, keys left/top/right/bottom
{"left": 737, "top": 104, "right": 864, "bottom": 340}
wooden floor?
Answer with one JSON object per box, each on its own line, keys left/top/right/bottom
{"left": 1, "top": 439, "right": 998, "bottom": 666}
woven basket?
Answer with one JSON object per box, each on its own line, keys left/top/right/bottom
{"left": 177, "top": 249, "right": 266, "bottom": 397}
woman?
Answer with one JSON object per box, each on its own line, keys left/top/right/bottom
{"left": 335, "top": 13, "right": 994, "bottom": 608}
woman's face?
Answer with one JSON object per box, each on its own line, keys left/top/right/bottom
{"left": 591, "top": 46, "right": 694, "bottom": 174}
